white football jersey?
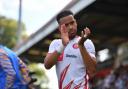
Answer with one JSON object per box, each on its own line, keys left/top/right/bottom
{"left": 48, "top": 36, "right": 95, "bottom": 89}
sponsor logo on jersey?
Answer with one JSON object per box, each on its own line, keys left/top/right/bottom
{"left": 66, "top": 54, "right": 77, "bottom": 58}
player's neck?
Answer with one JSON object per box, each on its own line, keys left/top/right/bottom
{"left": 69, "top": 35, "right": 78, "bottom": 41}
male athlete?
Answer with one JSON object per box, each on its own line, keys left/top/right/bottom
{"left": 44, "top": 10, "right": 97, "bottom": 89}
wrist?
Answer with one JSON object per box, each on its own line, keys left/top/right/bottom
{"left": 62, "top": 39, "right": 69, "bottom": 46}
{"left": 78, "top": 37, "right": 87, "bottom": 46}
{"left": 78, "top": 44, "right": 84, "bottom": 48}
{"left": 63, "top": 41, "right": 69, "bottom": 46}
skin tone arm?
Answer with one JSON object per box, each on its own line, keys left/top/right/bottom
{"left": 78, "top": 27, "right": 97, "bottom": 78}
{"left": 44, "top": 51, "right": 60, "bottom": 69}
{"left": 44, "top": 24, "right": 69, "bottom": 69}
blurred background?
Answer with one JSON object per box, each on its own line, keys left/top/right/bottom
{"left": 0, "top": 0, "right": 128, "bottom": 89}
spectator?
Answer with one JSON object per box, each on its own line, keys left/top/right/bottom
{"left": 0, "top": 44, "right": 31, "bottom": 89}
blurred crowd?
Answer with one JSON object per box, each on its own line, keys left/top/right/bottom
{"left": 90, "top": 65, "right": 128, "bottom": 89}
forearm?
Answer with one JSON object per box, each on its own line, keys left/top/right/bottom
{"left": 44, "top": 51, "right": 60, "bottom": 69}
{"left": 44, "top": 39, "right": 67, "bottom": 69}
{"left": 79, "top": 45, "right": 97, "bottom": 76}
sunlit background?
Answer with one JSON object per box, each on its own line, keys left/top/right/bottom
{"left": 0, "top": 0, "right": 71, "bottom": 35}
{"left": 0, "top": 0, "right": 128, "bottom": 89}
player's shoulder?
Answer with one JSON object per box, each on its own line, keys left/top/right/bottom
{"left": 85, "top": 39, "right": 93, "bottom": 43}
{"left": 76, "top": 36, "right": 92, "bottom": 42}
{"left": 51, "top": 39, "right": 62, "bottom": 44}
{"left": 84, "top": 39, "right": 95, "bottom": 47}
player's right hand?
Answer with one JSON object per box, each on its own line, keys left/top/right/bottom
{"left": 59, "top": 24, "right": 69, "bottom": 46}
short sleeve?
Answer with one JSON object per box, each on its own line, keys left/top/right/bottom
{"left": 48, "top": 39, "right": 62, "bottom": 53}
{"left": 84, "top": 39, "right": 96, "bottom": 58}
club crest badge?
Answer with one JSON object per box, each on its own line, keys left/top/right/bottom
{"left": 72, "top": 43, "right": 79, "bottom": 49}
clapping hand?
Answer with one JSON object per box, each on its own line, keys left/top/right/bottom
{"left": 59, "top": 24, "right": 69, "bottom": 46}
{"left": 78, "top": 27, "right": 91, "bottom": 45}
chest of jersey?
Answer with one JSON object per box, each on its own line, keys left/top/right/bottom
{"left": 59, "top": 38, "right": 81, "bottom": 62}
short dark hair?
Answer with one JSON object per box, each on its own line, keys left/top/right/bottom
{"left": 56, "top": 10, "right": 73, "bottom": 23}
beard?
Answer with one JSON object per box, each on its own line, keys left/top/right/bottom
{"left": 69, "top": 33, "right": 76, "bottom": 40}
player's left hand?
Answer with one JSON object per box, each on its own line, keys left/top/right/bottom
{"left": 78, "top": 27, "right": 91, "bottom": 45}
